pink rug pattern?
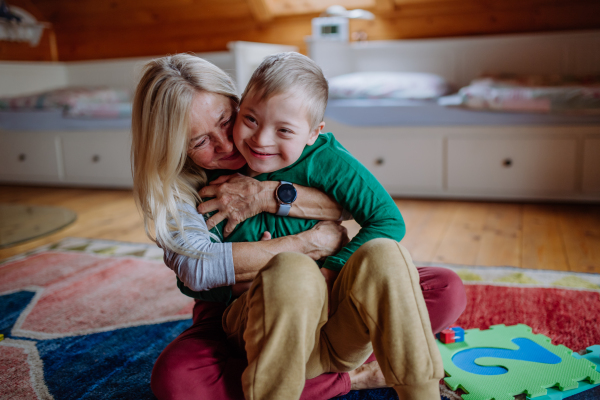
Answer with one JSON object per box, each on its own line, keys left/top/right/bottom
{"left": 1, "top": 238, "right": 194, "bottom": 399}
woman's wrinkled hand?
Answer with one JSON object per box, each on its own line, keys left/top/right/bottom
{"left": 198, "top": 173, "right": 274, "bottom": 237}
{"left": 230, "top": 230, "right": 272, "bottom": 297}
{"left": 300, "top": 220, "right": 349, "bottom": 261}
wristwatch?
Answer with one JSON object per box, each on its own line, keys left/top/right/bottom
{"left": 275, "top": 181, "right": 297, "bottom": 216}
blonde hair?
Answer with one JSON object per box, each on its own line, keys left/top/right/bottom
{"left": 131, "top": 53, "right": 239, "bottom": 257}
{"left": 241, "top": 52, "right": 328, "bottom": 130}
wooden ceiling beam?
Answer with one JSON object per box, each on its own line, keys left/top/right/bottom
{"left": 374, "top": 0, "right": 396, "bottom": 12}
{"left": 267, "top": 0, "right": 375, "bottom": 17}
{"left": 44, "top": 6, "right": 251, "bottom": 30}
{"left": 34, "top": 1, "right": 250, "bottom": 24}
{"left": 382, "top": 0, "right": 593, "bottom": 18}
{"left": 246, "top": 0, "right": 273, "bottom": 22}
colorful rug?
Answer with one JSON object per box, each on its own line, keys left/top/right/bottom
{"left": 1, "top": 238, "right": 599, "bottom": 400}
{"left": 0, "top": 238, "right": 193, "bottom": 400}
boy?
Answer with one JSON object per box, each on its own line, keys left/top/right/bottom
{"left": 214, "top": 51, "right": 405, "bottom": 280}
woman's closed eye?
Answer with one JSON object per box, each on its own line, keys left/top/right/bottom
{"left": 193, "top": 137, "right": 209, "bottom": 149}
{"left": 222, "top": 116, "right": 233, "bottom": 128}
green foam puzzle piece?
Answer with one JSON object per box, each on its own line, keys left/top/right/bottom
{"left": 530, "top": 345, "right": 600, "bottom": 400}
{"left": 437, "top": 324, "right": 600, "bottom": 400}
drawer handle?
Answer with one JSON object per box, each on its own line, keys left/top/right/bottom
{"left": 92, "top": 154, "right": 101, "bottom": 163}
{"left": 18, "top": 153, "right": 26, "bottom": 162}
{"left": 502, "top": 158, "right": 513, "bottom": 168}
{"left": 375, "top": 157, "right": 385, "bottom": 166}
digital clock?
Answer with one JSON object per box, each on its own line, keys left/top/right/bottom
{"left": 311, "top": 17, "right": 349, "bottom": 41}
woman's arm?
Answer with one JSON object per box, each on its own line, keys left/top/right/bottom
{"left": 165, "top": 203, "right": 347, "bottom": 292}
{"left": 231, "top": 220, "right": 347, "bottom": 282}
{"left": 197, "top": 173, "right": 346, "bottom": 237}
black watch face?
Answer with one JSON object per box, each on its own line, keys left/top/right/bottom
{"left": 278, "top": 184, "right": 297, "bottom": 204}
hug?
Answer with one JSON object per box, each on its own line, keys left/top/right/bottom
{"left": 131, "top": 52, "right": 467, "bottom": 400}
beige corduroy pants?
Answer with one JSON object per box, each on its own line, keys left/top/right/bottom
{"left": 222, "top": 238, "right": 444, "bottom": 400}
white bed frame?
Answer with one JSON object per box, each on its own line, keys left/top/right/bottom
{"left": 0, "top": 41, "right": 297, "bottom": 188}
{"left": 309, "top": 31, "right": 600, "bottom": 202}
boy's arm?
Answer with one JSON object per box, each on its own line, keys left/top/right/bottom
{"left": 198, "top": 173, "right": 344, "bottom": 237}
{"left": 306, "top": 141, "right": 406, "bottom": 272}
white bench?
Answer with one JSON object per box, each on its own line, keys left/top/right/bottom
{"left": 309, "top": 31, "right": 600, "bottom": 202}
{"left": 0, "top": 41, "right": 296, "bottom": 188}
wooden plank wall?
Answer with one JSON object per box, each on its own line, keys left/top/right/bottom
{"left": 2, "top": 0, "right": 600, "bottom": 62}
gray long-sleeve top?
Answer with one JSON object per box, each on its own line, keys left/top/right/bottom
{"left": 162, "top": 202, "right": 236, "bottom": 292}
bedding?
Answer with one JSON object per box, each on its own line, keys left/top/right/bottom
{"left": 442, "top": 74, "right": 600, "bottom": 114}
{"left": 0, "top": 87, "right": 132, "bottom": 118}
{"left": 0, "top": 109, "right": 131, "bottom": 131}
{"left": 324, "top": 98, "right": 600, "bottom": 127}
{"left": 328, "top": 72, "right": 450, "bottom": 100}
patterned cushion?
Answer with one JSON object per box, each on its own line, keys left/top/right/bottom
{"left": 447, "top": 74, "right": 600, "bottom": 114}
{"left": 0, "top": 87, "right": 132, "bottom": 118}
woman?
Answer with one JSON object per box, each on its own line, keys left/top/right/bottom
{"left": 131, "top": 54, "right": 466, "bottom": 400}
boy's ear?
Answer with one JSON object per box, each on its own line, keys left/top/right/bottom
{"left": 307, "top": 122, "right": 326, "bottom": 146}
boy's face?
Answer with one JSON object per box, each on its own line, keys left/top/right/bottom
{"left": 233, "top": 90, "right": 325, "bottom": 176}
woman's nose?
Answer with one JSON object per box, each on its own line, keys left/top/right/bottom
{"left": 214, "top": 132, "right": 234, "bottom": 153}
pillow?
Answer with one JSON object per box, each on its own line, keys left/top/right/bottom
{"left": 328, "top": 72, "right": 450, "bottom": 100}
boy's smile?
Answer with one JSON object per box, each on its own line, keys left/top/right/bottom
{"left": 233, "top": 90, "right": 324, "bottom": 177}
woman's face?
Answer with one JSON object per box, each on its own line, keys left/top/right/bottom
{"left": 187, "top": 91, "right": 246, "bottom": 171}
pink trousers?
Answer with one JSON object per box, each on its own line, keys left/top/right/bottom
{"left": 151, "top": 266, "right": 466, "bottom": 400}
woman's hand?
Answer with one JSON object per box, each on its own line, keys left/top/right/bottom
{"left": 298, "top": 221, "right": 349, "bottom": 261}
{"left": 231, "top": 231, "right": 272, "bottom": 297}
{"left": 198, "top": 174, "right": 347, "bottom": 237}
{"left": 198, "top": 173, "right": 276, "bottom": 237}
{"left": 230, "top": 221, "right": 348, "bottom": 284}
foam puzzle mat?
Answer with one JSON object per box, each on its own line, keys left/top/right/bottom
{"left": 437, "top": 324, "right": 600, "bottom": 400}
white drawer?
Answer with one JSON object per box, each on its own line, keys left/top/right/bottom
{"left": 583, "top": 138, "right": 600, "bottom": 193}
{"left": 0, "top": 132, "right": 61, "bottom": 182}
{"left": 61, "top": 130, "right": 133, "bottom": 186}
{"left": 337, "top": 137, "right": 443, "bottom": 194}
{"left": 447, "top": 137, "right": 577, "bottom": 195}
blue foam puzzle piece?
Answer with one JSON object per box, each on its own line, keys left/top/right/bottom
{"left": 452, "top": 338, "right": 561, "bottom": 376}
{"left": 528, "top": 345, "right": 600, "bottom": 400}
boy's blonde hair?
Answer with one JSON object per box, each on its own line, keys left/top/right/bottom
{"left": 131, "top": 53, "right": 239, "bottom": 257}
{"left": 241, "top": 52, "right": 328, "bottom": 130}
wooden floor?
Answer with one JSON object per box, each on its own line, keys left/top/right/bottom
{"left": 1, "top": 185, "right": 599, "bottom": 273}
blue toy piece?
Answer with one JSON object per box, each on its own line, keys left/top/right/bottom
{"left": 529, "top": 345, "right": 600, "bottom": 400}
{"left": 451, "top": 327, "right": 465, "bottom": 343}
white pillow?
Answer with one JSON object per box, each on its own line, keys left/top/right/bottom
{"left": 328, "top": 72, "right": 450, "bottom": 100}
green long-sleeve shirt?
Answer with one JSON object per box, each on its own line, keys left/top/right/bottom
{"left": 178, "top": 132, "right": 405, "bottom": 302}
